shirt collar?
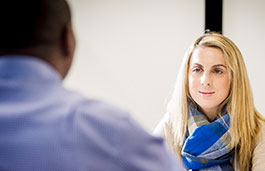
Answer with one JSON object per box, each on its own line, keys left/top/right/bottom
{"left": 0, "top": 55, "right": 62, "bottom": 83}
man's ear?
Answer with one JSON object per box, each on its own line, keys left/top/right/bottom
{"left": 61, "top": 23, "right": 76, "bottom": 58}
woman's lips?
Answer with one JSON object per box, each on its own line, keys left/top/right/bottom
{"left": 199, "top": 91, "right": 215, "bottom": 96}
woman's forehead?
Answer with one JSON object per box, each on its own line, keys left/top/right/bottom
{"left": 190, "top": 46, "right": 225, "bottom": 67}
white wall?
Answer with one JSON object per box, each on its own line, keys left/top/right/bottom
{"left": 64, "top": 0, "right": 204, "bottom": 131}
{"left": 223, "top": 0, "right": 265, "bottom": 118}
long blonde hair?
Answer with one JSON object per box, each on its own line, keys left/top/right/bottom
{"left": 166, "top": 32, "right": 265, "bottom": 170}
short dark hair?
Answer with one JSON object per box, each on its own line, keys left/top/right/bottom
{"left": 0, "top": 0, "right": 71, "bottom": 50}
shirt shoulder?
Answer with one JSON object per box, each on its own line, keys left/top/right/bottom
{"left": 252, "top": 122, "right": 265, "bottom": 171}
{"left": 72, "top": 100, "right": 178, "bottom": 171}
{"left": 153, "top": 112, "right": 170, "bottom": 138}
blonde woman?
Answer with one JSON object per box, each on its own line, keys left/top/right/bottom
{"left": 154, "top": 32, "right": 265, "bottom": 171}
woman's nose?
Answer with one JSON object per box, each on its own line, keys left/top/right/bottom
{"left": 200, "top": 73, "right": 212, "bottom": 86}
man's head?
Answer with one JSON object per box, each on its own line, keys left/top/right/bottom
{"left": 0, "top": 0, "right": 76, "bottom": 79}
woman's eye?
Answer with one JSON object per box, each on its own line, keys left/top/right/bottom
{"left": 193, "top": 68, "right": 201, "bottom": 73}
{"left": 214, "top": 69, "right": 223, "bottom": 74}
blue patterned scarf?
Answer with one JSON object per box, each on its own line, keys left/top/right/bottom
{"left": 181, "top": 103, "right": 234, "bottom": 171}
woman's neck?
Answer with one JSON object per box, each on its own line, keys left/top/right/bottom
{"left": 200, "top": 107, "right": 217, "bottom": 122}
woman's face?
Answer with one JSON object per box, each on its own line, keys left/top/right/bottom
{"left": 188, "top": 46, "right": 230, "bottom": 121}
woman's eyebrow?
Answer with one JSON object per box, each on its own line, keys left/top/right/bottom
{"left": 191, "top": 63, "right": 203, "bottom": 67}
{"left": 191, "top": 63, "right": 227, "bottom": 68}
{"left": 212, "top": 64, "right": 227, "bottom": 68}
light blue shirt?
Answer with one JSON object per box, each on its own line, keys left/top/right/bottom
{"left": 0, "top": 56, "right": 178, "bottom": 171}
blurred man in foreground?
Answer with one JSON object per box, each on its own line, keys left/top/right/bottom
{"left": 0, "top": 0, "right": 178, "bottom": 170}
